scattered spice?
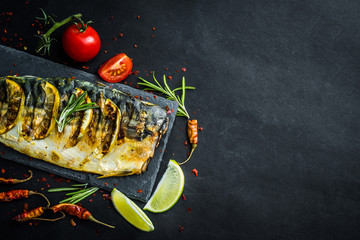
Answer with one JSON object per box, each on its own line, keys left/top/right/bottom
{"left": 1, "top": 168, "right": 5, "bottom": 174}
{"left": 137, "top": 15, "right": 140, "bottom": 19}
{"left": 192, "top": 168, "right": 198, "bottom": 176}
{"left": 37, "top": 177, "right": 47, "bottom": 182}
{"left": 152, "top": 27, "right": 156, "bottom": 31}
{"left": 167, "top": 76, "right": 172, "bottom": 80}
{"left": 181, "top": 67, "right": 186, "bottom": 72}
{"left": 187, "top": 208, "right": 192, "bottom": 213}
{"left": 112, "top": 37, "right": 116, "bottom": 41}
{"left": 198, "top": 126, "right": 203, "bottom": 131}
{"left": 137, "top": 189, "right": 142, "bottom": 193}
{"left": 82, "top": 66, "right": 89, "bottom": 70}
{"left": 134, "top": 44, "right": 138, "bottom": 48}
{"left": 118, "top": 33, "right": 124, "bottom": 37}
{"left": 70, "top": 218, "right": 77, "bottom": 227}
{"left": 182, "top": 194, "right": 186, "bottom": 200}
{"left": 178, "top": 225, "right": 185, "bottom": 232}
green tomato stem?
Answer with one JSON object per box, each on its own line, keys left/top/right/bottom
{"left": 43, "top": 13, "right": 82, "bottom": 38}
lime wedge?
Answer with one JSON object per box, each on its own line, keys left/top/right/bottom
{"left": 143, "top": 160, "right": 185, "bottom": 213}
{"left": 111, "top": 188, "right": 154, "bottom": 232}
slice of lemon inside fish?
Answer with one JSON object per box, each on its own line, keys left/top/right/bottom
{"left": 111, "top": 188, "right": 154, "bottom": 232}
{"left": 143, "top": 160, "right": 184, "bottom": 213}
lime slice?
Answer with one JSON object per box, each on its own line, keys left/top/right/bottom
{"left": 143, "top": 160, "right": 185, "bottom": 213}
{"left": 111, "top": 188, "right": 154, "bottom": 232}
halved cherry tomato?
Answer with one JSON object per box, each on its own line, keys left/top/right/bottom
{"left": 62, "top": 24, "right": 101, "bottom": 62}
{"left": 98, "top": 53, "right": 133, "bottom": 83}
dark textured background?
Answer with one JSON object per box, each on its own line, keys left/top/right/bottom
{"left": 1, "top": 0, "right": 360, "bottom": 239}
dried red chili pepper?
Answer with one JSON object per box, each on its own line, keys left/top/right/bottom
{"left": 0, "top": 189, "right": 49, "bottom": 205}
{"left": 12, "top": 206, "right": 65, "bottom": 222}
{"left": 178, "top": 119, "right": 198, "bottom": 165}
{"left": 51, "top": 203, "right": 114, "bottom": 228}
{"left": 0, "top": 170, "right": 33, "bottom": 184}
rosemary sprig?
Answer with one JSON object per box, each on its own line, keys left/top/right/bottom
{"left": 138, "top": 72, "right": 195, "bottom": 118}
{"left": 54, "top": 91, "right": 98, "bottom": 133}
{"left": 48, "top": 184, "right": 98, "bottom": 204}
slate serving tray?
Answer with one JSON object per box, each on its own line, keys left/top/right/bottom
{"left": 0, "top": 44, "right": 178, "bottom": 202}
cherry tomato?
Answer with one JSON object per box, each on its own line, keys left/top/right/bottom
{"left": 62, "top": 24, "right": 101, "bottom": 62}
{"left": 98, "top": 53, "right": 133, "bottom": 83}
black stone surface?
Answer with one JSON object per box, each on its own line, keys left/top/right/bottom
{"left": 0, "top": 45, "right": 178, "bottom": 202}
{"left": 1, "top": 0, "right": 360, "bottom": 239}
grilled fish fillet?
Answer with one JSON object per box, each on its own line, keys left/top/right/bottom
{"left": 0, "top": 76, "right": 169, "bottom": 177}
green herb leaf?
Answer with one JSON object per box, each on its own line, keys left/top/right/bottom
{"left": 54, "top": 91, "right": 98, "bottom": 132}
{"left": 138, "top": 72, "right": 194, "bottom": 119}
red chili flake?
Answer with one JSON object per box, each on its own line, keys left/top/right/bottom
{"left": 153, "top": 95, "right": 157, "bottom": 99}
{"left": 6, "top": 12, "right": 13, "bottom": 16}
{"left": 29, "top": 157, "right": 33, "bottom": 160}
{"left": 181, "top": 194, "right": 186, "bottom": 200}
{"left": 82, "top": 66, "right": 89, "bottom": 70}
{"left": 134, "top": 44, "right": 138, "bottom": 48}
{"left": 114, "top": 183, "right": 117, "bottom": 186}
{"left": 70, "top": 219, "right": 77, "bottom": 227}
{"left": 165, "top": 68, "right": 168, "bottom": 70}
{"left": 1, "top": 36, "right": 7, "bottom": 42}
{"left": 1, "top": 151, "right": 5, "bottom": 155}
{"left": 178, "top": 225, "right": 185, "bottom": 232}
{"left": 25, "top": 1, "right": 29, "bottom": 4}
{"left": 103, "top": 194, "right": 111, "bottom": 200}
{"left": 19, "top": 37, "right": 22, "bottom": 41}
{"left": 152, "top": 27, "right": 156, "bottom": 31}
{"left": 45, "top": 183, "right": 50, "bottom": 188}
{"left": 145, "top": 97, "right": 149, "bottom": 100}
{"left": 37, "top": 177, "right": 47, "bottom": 182}
{"left": 110, "top": 16, "right": 114, "bottom": 20}
{"left": 71, "top": 76, "right": 75, "bottom": 79}
{"left": 171, "top": 109, "right": 174, "bottom": 112}
{"left": 118, "top": 33, "right": 124, "bottom": 37}
{"left": 112, "top": 37, "right": 116, "bottom": 41}
{"left": 89, "top": 199, "right": 93, "bottom": 203}
{"left": 181, "top": 67, "right": 186, "bottom": 72}
{"left": 13, "top": 63, "right": 16, "bottom": 66}
{"left": 140, "top": 96, "right": 143, "bottom": 100}
{"left": 184, "top": 141, "right": 188, "bottom": 145}
{"left": 151, "top": 35, "right": 155, "bottom": 38}
{"left": 1, "top": 168, "right": 5, "bottom": 174}
{"left": 4, "top": 29, "right": 7, "bottom": 34}
{"left": 135, "top": 95, "right": 139, "bottom": 99}
{"left": 192, "top": 169, "right": 198, "bottom": 176}
{"left": 176, "top": 70, "right": 179, "bottom": 72}
{"left": 137, "top": 15, "right": 140, "bottom": 19}
{"left": 168, "top": 76, "right": 172, "bottom": 80}
{"left": 198, "top": 127, "right": 203, "bottom": 131}
{"left": 104, "top": 182, "right": 108, "bottom": 186}
{"left": 137, "top": 189, "right": 142, "bottom": 193}
{"left": 24, "top": 203, "right": 29, "bottom": 210}
{"left": 187, "top": 208, "right": 192, "bottom": 213}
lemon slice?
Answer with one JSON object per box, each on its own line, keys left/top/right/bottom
{"left": 111, "top": 188, "right": 154, "bottom": 232}
{"left": 143, "top": 160, "right": 184, "bottom": 213}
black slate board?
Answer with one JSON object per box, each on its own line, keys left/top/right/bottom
{"left": 0, "top": 44, "right": 178, "bottom": 202}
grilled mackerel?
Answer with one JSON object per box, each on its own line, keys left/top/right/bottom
{"left": 0, "top": 76, "right": 169, "bottom": 177}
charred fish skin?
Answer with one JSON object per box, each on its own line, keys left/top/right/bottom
{"left": 0, "top": 75, "right": 169, "bottom": 177}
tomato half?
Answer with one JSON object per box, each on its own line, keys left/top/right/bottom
{"left": 62, "top": 24, "right": 101, "bottom": 62}
{"left": 98, "top": 53, "right": 133, "bottom": 83}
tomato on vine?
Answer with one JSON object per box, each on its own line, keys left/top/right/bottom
{"left": 62, "top": 23, "right": 101, "bottom": 62}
